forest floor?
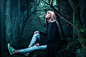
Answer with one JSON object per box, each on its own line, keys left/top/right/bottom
{"left": 3, "top": 50, "right": 46, "bottom": 57}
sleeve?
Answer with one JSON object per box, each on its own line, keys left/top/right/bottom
{"left": 39, "top": 32, "right": 46, "bottom": 36}
{"left": 39, "top": 23, "right": 57, "bottom": 45}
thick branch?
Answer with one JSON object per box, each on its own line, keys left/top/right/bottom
{"left": 51, "top": 5, "right": 77, "bottom": 29}
{"left": 41, "top": 0, "right": 77, "bottom": 30}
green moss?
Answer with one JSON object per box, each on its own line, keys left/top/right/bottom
{"left": 80, "top": 28, "right": 85, "bottom": 33}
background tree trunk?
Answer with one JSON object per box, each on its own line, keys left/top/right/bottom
{"left": 73, "top": 11, "right": 78, "bottom": 39}
{"left": 5, "top": 0, "right": 11, "bottom": 44}
{"left": 0, "top": 0, "right": 6, "bottom": 57}
{"left": 68, "top": 0, "right": 86, "bottom": 55}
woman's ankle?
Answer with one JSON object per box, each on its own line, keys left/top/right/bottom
{"left": 14, "top": 50, "right": 20, "bottom": 54}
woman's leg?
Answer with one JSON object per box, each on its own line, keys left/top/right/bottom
{"left": 8, "top": 33, "right": 44, "bottom": 56}
{"left": 8, "top": 43, "right": 47, "bottom": 55}
{"left": 20, "top": 45, "right": 47, "bottom": 54}
{"left": 28, "top": 33, "right": 40, "bottom": 47}
{"left": 13, "top": 45, "right": 47, "bottom": 57}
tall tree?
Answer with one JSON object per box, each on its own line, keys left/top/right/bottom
{"left": 5, "top": 0, "right": 11, "bottom": 44}
{"left": 0, "top": 0, "right": 6, "bottom": 57}
{"left": 68, "top": 0, "right": 86, "bottom": 55}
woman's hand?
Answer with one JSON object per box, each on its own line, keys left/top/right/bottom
{"left": 34, "top": 31, "right": 39, "bottom": 34}
{"left": 35, "top": 43, "right": 39, "bottom": 46}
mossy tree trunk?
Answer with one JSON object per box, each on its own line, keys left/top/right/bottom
{"left": 68, "top": 0, "right": 86, "bottom": 54}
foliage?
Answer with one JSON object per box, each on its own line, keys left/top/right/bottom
{"left": 57, "top": 48, "right": 76, "bottom": 57}
{"left": 80, "top": 28, "right": 85, "bottom": 33}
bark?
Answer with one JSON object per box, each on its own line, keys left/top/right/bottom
{"left": 0, "top": 0, "right": 4, "bottom": 56}
{"left": 0, "top": 0, "right": 6, "bottom": 57}
{"left": 73, "top": 11, "right": 76, "bottom": 39}
{"left": 5, "top": 0, "right": 11, "bottom": 44}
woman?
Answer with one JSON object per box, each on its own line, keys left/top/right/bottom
{"left": 8, "top": 10, "right": 60, "bottom": 57}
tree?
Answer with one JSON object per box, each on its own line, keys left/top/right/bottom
{"left": 68, "top": 0, "right": 86, "bottom": 54}
{"left": 0, "top": 0, "right": 6, "bottom": 57}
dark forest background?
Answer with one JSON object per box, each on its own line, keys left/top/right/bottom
{"left": 0, "top": 0, "right": 86, "bottom": 57}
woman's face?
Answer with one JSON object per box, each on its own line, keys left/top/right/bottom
{"left": 45, "top": 12, "right": 51, "bottom": 19}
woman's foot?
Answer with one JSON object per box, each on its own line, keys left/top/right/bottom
{"left": 8, "top": 43, "right": 15, "bottom": 55}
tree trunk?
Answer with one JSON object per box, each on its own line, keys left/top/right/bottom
{"left": 73, "top": 11, "right": 77, "bottom": 39}
{"left": 0, "top": 0, "right": 6, "bottom": 57}
{"left": 68, "top": 0, "right": 86, "bottom": 55}
{"left": 73, "top": 11, "right": 75, "bottom": 39}
{"left": 5, "top": 0, "right": 11, "bottom": 44}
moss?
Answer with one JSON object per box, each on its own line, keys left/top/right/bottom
{"left": 80, "top": 28, "right": 85, "bottom": 33}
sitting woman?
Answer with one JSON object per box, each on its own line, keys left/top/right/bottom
{"left": 8, "top": 10, "right": 60, "bottom": 57}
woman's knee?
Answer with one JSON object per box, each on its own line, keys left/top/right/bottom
{"left": 33, "top": 33, "right": 40, "bottom": 38}
{"left": 33, "top": 45, "right": 47, "bottom": 50}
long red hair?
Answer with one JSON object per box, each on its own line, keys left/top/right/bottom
{"left": 45, "top": 10, "right": 60, "bottom": 33}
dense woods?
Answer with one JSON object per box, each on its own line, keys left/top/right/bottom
{"left": 0, "top": 0, "right": 86, "bottom": 57}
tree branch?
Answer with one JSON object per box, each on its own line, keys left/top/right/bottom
{"left": 68, "top": 0, "right": 75, "bottom": 10}
{"left": 75, "top": 3, "right": 80, "bottom": 10}
{"left": 41, "top": 0, "right": 77, "bottom": 30}
{"left": 33, "top": 0, "right": 41, "bottom": 12}
{"left": 50, "top": 0, "right": 53, "bottom": 6}
{"left": 68, "top": 0, "right": 80, "bottom": 10}
{"left": 41, "top": 0, "right": 50, "bottom": 5}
